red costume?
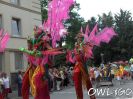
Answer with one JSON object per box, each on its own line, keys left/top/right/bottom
{"left": 67, "top": 23, "right": 116, "bottom": 99}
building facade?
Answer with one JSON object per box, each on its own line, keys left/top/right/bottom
{"left": 0, "top": 0, "right": 42, "bottom": 89}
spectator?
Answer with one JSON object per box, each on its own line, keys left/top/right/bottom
{"left": 49, "top": 68, "right": 54, "bottom": 91}
{"left": 60, "top": 70, "right": 65, "bottom": 89}
{"left": 55, "top": 70, "right": 62, "bottom": 91}
{"left": 2, "top": 73, "right": 11, "bottom": 99}
{"left": 52, "top": 68, "right": 57, "bottom": 90}
{"left": 94, "top": 68, "right": 100, "bottom": 88}
{"left": 17, "top": 71, "right": 23, "bottom": 97}
{"left": 63, "top": 69, "right": 69, "bottom": 87}
{"left": 130, "top": 63, "right": 133, "bottom": 80}
{"left": 68, "top": 67, "right": 74, "bottom": 86}
{"left": 0, "top": 73, "right": 4, "bottom": 99}
{"left": 89, "top": 67, "right": 95, "bottom": 84}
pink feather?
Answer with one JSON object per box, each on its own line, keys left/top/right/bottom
{"left": 80, "top": 26, "right": 83, "bottom": 33}
{"left": 94, "top": 27, "right": 117, "bottom": 46}
{"left": 45, "top": 0, "right": 74, "bottom": 47}
{"left": 85, "top": 24, "right": 90, "bottom": 35}
{"left": 66, "top": 50, "right": 75, "bottom": 63}
{"left": 0, "top": 32, "right": 10, "bottom": 52}
{"left": 81, "top": 24, "right": 117, "bottom": 60}
{"left": 41, "top": 55, "right": 48, "bottom": 66}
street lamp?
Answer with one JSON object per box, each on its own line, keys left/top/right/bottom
{"left": 100, "top": 53, "right": 104, "bottom": 64}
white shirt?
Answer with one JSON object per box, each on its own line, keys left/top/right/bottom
{"left": 111, "top": 69, "right": 114, "bottom": 74}
{"left": 94, "top": 70, "right": 100, "bottom": 78}
{"left": 130, "top": 64, "right": 133, "bottom": 71}
{"left": 60, "top": 71, "right": 64, "bottom": 79}
{"left": 3, "top": 77, "right": 10, "bottom": 89}
{"left": 0, "top": 78, "right": 3, "bottom": 85}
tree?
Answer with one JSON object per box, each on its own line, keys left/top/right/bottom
{"left": 65, "top": 3, "right": 85, "bottom": 49}
{"left": 87, "top": 17, "right": 97, "bottom": 30}
{"left": 93, "top": 9, "right": 133, "bottom": 64}
{"left": 40, "top": 0, "right": 48, "bottom": 21}
{"left": 114, "top": 9, "right": 133, "bottom": 60}
{"left": 40, "top": 1, "right": 85, "bottom": 65}
{"left": 98, "top": 12, "right": 114, "bottom": 28}
{"left": 92, "top": 13, "right": 115, "bottom": 64}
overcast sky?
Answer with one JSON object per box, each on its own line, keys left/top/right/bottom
{"left": 76, "top": 0, "right": 133, "bottom": 21}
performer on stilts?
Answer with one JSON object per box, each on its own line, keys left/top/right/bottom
{"left": 66, "top": 24, "right": 117, "bottom": 99}
{"left": 20, "top": 0, "right": 74, "bottom": 99}
{"left": 20, "top": 26, "right": 64, "bottom": 99}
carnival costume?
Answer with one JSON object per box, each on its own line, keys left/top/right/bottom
{"left": 66, "top": 24, "right": 117, "bottom": 99}
{"left": 20, "top": 26, "right": 65, "bottom": 99}
{"left": 20, "top": 0, "right": 74, "bottom": 99}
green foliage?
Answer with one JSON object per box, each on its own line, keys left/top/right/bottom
{"left": 40, "top": 1, "right": 133, "bottom": 65}
{"left": 65, "top": 3, "right": 85, "bottom": 49}
{"left": 93, "top": 9, "right": 133, "bottom": 65}
{"left": 40, "top": 0, "right": 48, "bottom": 21}
{"left": 114, "top": 9, "right": 133, "bottom": 60}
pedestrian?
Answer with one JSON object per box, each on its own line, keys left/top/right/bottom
{"left": 55, "top": 70, "right": 62, "bottom": 91}
{"left": 89, "top": 67, "right": 95, "bottom": 84}
{"left": 2, "top": 72, "right": 11, "bottom": 99}
{"left": 111, "top": 68, "right": 115, "bottom": 79}
{"left": 130, "top": 63, "right": 133, "bottom": 80}
{"left": 53, "top": 68, "right": 57, "bottom": 90}
{"left": 63, "top": 70, "right": 69, "bottom": 87}
{"left": 17, "top": 70, "right": 23, "bottom": 97}
{"left": 94, "top": 68, "right": 100, "bottom": 88}
{"left": 0, "top": 73, "right": 4, "bottom": 99}
{"left": 60, "top": 70, "right": 64, "bottom": 89}
{"left": 68, "top": 67, "right": 74, "bottom": 86}
{"left": 49, "top": 68, "right": 54, "bottom": 91}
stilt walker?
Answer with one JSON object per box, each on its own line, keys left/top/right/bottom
{"left": 66, "top": 24, "right": 117, "bottom": 99}
{"left": 20, "top": 0, "right": 74, "bottom": 99}
{"left": 20, "top": 26, "right": 64, "bottom": 99}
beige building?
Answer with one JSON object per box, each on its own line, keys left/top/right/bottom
{"left": 0, "top": 0, "right": 42, "bottom": 88}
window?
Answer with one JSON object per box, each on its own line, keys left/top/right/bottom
{"left": 0, "top": 15, "right": 2, "bottom": 29}
{"left": 11, "top": 18, "right": 21, "bottom": 37}
{"left": 14, "top": 52, "right": 23, "bottom": 70}
{"left": 10, "top": 0, "right": 20, "bottom": 5}
{"left": 0, "top": 53, "right": 3, "bottom": 71}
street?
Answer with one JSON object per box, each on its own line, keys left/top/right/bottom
{"left": 50, "top": 80, "right": 133, "bottom": 99}
{"left": 9, "top": 80, "right": 133, "bottom": 99}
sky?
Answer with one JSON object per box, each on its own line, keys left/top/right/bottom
{"left": 76, "top": 0, "right": 133, "bottom": 21}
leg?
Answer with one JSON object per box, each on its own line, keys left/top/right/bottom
{"left": 73, "top": 71, "right": 83, "bottom": 99}
{"left": 56, "top": 81, "right": 61, "bottom": 91}
{"left": 86, "top": 76, "right": 96, "bottom": 99}
{"left": 18, "top": 84, "right": 22, "bottom": 96}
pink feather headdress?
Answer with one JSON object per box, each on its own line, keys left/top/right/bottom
{"left": 44, "top": 0, "right": 74, "bottom": 47}
{"left": 67, "top": 24, "right": 117, "bottom": 63}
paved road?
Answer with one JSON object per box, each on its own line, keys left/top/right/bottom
{"left": 50, "top": 80, "right": 133, "bottom": 99}
{"left": 9, "top": 79, "right": 133, "bottom": 99}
